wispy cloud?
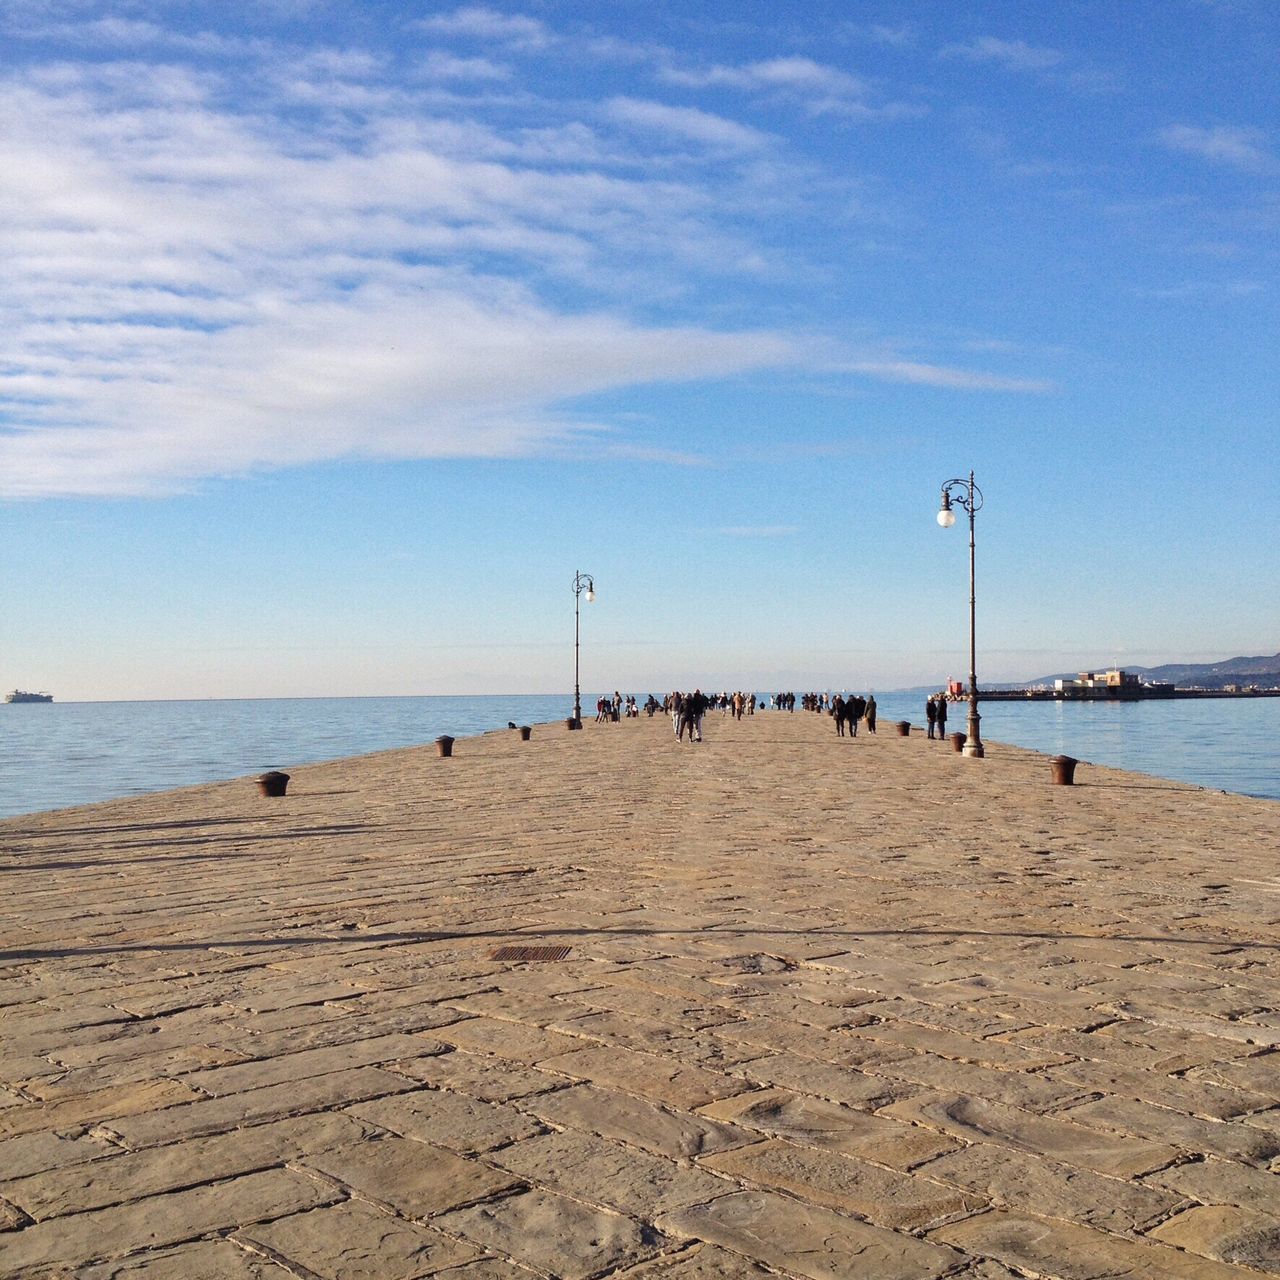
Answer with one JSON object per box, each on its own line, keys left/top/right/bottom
{"left": 0, "top": 57, "right": 797, "bottom": 497}
{"left": 414, "top": 6, "right": 552, "bottom": 51}
{"left": 604, "top": 97, "right": 768, "bottom": 151}
{"left": 845, "top": 360, "right": 1057, "bottom": 393}
{"left": 1157, "top": 123, "right": 1273, "bottom": 170}
{"left": 940, "top": 36, "right": 1064, "bottom": 72}
{"left": 659, "top": 56, "right": 923, "bottom": 120}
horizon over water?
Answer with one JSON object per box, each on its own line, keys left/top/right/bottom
{"left": 0, "top": 692, "right": 1276, "bottom": 819}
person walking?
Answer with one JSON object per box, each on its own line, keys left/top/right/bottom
{"left": 832, "top": 694, "right": 846, "bottom": 736}
{"left": 926, "top": 696, "right": 938, "bottom": 740}
{"left": 935, "top": 694, "right": 948, "bottom": 741}
{"left": 865, "top": 695, "right": 877, "bottom": 733}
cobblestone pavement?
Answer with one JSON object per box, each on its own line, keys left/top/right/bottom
{"left": 1, "top": 711, "right": 1278, "bottom": 1278}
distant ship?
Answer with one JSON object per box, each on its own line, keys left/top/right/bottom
{"left": 5, "top": 690, "right": 53, "bottom": 703}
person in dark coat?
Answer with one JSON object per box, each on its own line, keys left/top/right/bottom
{"left": 935, "top": 694, "right": 948, "bottom": 740}
{"left": 865, "top": 695, "right": 877, "bottom": 733}
{"left": 926, "top": 696, "right": 938, "bottom": 739}
{"left": 832, "top": 695, "right": 846, "bottom": 736}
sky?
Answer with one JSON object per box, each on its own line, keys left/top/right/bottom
{"left": 1, "top": 0, "right": 1277, "bottom": 700}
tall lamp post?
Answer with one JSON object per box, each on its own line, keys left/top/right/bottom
{"left": 571, "top": 571, "right": 595, "bottom": 730}
{"left": 937, "top": 471, "right": 985, "bottom": 758}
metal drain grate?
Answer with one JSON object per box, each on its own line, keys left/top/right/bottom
{"left": 490, "top": 945, "right": 572, "bottom": 962}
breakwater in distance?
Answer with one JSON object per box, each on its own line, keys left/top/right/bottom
{"left": 1, "top": 691, "right": 1277, "bottom": 819}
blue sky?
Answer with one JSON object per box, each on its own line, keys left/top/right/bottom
{"left": 1, "top": 0, "right": 1276, "bottom": 699}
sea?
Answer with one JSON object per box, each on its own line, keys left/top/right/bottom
{"left": 0, "top": 692, "right": 1276, "bottom": 820}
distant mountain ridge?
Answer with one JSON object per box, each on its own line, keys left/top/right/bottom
{"left": 996, "top": 651, "right": 1280, "bottom": 692}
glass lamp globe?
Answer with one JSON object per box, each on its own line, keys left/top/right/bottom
{"left": 585, "top": 587, "right": 596, "bottom": 603}
{"left": 937, "top": 508, "right": 957, "bottom": 528}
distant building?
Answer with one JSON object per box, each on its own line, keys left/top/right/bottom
{"left": 1054, "top": 669, "right": 1142, "bottom": 697}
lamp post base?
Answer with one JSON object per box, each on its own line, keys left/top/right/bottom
{"left": 962, "top": 741, "right": 985, "bottom": 758}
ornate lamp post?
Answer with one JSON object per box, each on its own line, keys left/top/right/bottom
{"left": 571, "top": 571, "right": 595, "bottom": 729}
{"left": 937, "top": 472, "right": 985, "bottom": 758}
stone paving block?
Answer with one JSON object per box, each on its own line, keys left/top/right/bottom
{"left": 932, "top": 1207, "right": 1265, "bottom": 1280}
{"left": 76, "top": 1238, "right": 297, "bottom": 1278}
{"left": 657, "top": 1189, "right": 960, "bottom": 1279}
{"left": 208, "top": 1002, "right": 464, "bottom": 1059}
{"left": 699, "top": 1137, "right": 982, "bottom": 1230}
{"left": 733, "top": 1051, "right": 913, "bottom": 1109}
{"left": 1148, "top": 1203, "right": 1280, "bottom": 1273}
{"left": 1188, "top": 1052, "right": 1280, "bottom": 1097}
{"left": 1, "top": 1111, "right": 375, "bottom": 1220}
{"left": 870, "top": 1050, "right": 1088, "bottom": 1114}
{"left": 430, "top": 1259, "right": 541, "bottom": 1278}
{"left": 50, "top": 1003, "right": 346, "bottom": 1068}
{"left": 550, "top": 1009, "right": 701, "bottom": 1057}
{"left": 573, "top": 986, "right": 744, "bottom": 1031}
{"left": 0, "top": 1167, "right": 341, "bottom": 1277}
{"left": 845, "top": 1020, "right": 1073, "bottom": 1069}
{"left": 1145, "top": 1155, "right": 1280, "bottom": 1212}
{"left": 1109, "top": 1000, "right": 1280, "bottom": 1050}
{"left": 0, "top": 1129, "right": 119, "bottom": 1181}
{"left": 1040, "top": 1057, "right": 1273, "bottom": 1121}
{"left": 524, "top": 1082, "right": 751, "bottom": 1160}
{"left": 433, "top": 1015, "right": 588, "bottom": 1063}
{"left": 853, "top": 998, "right": 1034, "bottom": 1039}
{"left": 444, "top": 988, "right": 598, "bottom": 1027}
{"left": 491, "top": 1128, "right": 730, "bottom": 1217}
{"left": 351, "top": 1087, "right": 544, "bottom": 1153}
{"left": 1060, "top": 1094, "right": 1280, "bottom": 1165}
{"left": 0, "top": 1198, "right": 29, "bottom": 1231}
{"left": 701, "top": 1087, "right": 957, "bottom": 1169}
{"left": 710, "top": 1016, "right": 885, "bottom": 1065}
{"left": 390, "top": 1048, "right": 565, "bottom": 1102}
{"left": 180, "top": 1031, "right": 447, "bottom": 1096}
{"left": 0, "top": 1079, "right": 200, "bottom": 1141}
{"left": 613, "top": 1241, "right": 776, "bottom": 1276}
{"left": 881, "top": 1092, "right": 1181, "bottom": 1179}
{"left": 107, "top": 1066, "right": 414, "bottom": 1147}
{"left": 19, "top": 1044, "right": 247, "bottom": 1100}
{"left": 918, "top": 1139, "right": 1186, "bottom": 1235}
{"left": 538, "top": 1045, "right": 750, "bottom": 1111}
{"left": 439, "top": 1187, "right": 664, "bottom": 1280}
{"left": 235, "top": 1196, "right": 483, "bottom": 1278}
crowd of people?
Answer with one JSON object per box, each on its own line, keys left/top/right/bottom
{"left": 586, "top": 688, "right": 896, "bottom": 743}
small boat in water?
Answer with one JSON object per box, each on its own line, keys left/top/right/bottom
{"left": 5, "top": 690, "right": 53, "bottom": 703}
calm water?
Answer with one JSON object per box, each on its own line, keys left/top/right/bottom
{"left": 0, "top": 692, "right": 1276, "bottom": 819}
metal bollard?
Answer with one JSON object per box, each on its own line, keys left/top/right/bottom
{"left": 1051, "top": 755, "right": 1078, "bottom": 785}
{"left": 435, "top": 735, "right": 455, "bottom": 758}
{"left": 257, "top": 771, "right": 290, "bottom": 797}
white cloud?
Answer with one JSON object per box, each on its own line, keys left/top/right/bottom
{"left": 0, "top": 60, "right": 797, "bottom": 498}
{"left": 420, "top": 51, "right": 512, "bottom": 81}
{"left": 659, "top": 55, "right": 922, "bottom": 120}
{"left": 846, "top": 360, "right": 1057, "bottom": 393}
{"left": 415, "top": 6, "right": 551, "bottom": 51}
{"left": 603, "top": 97, "right": 768, "bottom": 151}
{"left": 940, "top": 36, "right": 1064, "bottom": 72}
{"left": 1157, "top": 123, "right": 1272, "bottom": 170}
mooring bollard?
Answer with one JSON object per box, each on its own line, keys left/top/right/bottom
{"left": 950, "top": 731, "right": 966, "bottom": 752}
{"left": 519, "top": 725, "right": 532, "bottom": 741}
{"left": 566, "top": 717, "right": 581, "bottom": 730}
{"left": 894, "top": 720, "right": 911, "bottom": 737}
{"left": 435, "top": 735, "right": 455, "bottom": 758}
{"left": 257, "top": 771, "right": 290, "bottom": 797}
{"left": 1051, "top": 755, "right": 1078, "bottom": 785}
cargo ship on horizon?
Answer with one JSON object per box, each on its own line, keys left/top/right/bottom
{"left": 5, "top": 690, "right": 53, "bottom": 703}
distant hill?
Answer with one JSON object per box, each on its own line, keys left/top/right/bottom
{"left": 990, "top": 651, "right": 1280, "bottom": 692}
